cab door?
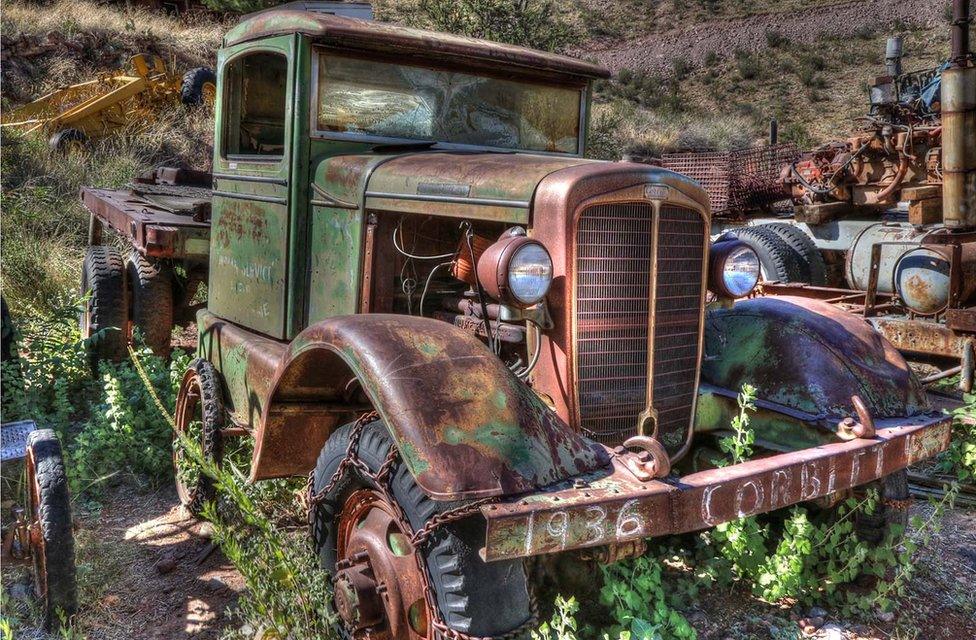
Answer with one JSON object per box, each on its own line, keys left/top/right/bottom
{"left": 209, "top": 35, "right": 296, "bottom": 339}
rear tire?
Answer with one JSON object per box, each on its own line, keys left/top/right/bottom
{"left": 760, "top": 223, "right": 827, "bottom": 285}
{"left": 126, "top": 250, "right": 174, "bottom": 359}
{"left": 173, "top": 358, "right": 224, "bottom": 517}
{"left": 26, "top": 429, "right": 77, "bottom": 631}
{"left": 80, "top": 246, "right": 128, "bottom": 367}
{"left": 311, "top": 420, "right": 534, "bottom": 638}
{"left": 181, "top": 67, "right": 217, "bottom": 107}
{"left": 728, "top": 226, "right": 806, "bottom": 283}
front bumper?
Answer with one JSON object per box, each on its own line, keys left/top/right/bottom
{"left": 480, "top": 413, "right": 951, "bottom": 562}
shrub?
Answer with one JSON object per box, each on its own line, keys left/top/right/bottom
{"left": 764, "top": 30, "right": 790, "bottom": 49}
{"left": 1, "top": 295, "right": 190, "bottom": 498}
{"left": 734, "top": 50, "right": 761, "bottom": 80}
{"left": 412, "top": 0, "right": 577, "bottom": 51}
{"left": 935, "top": 394, "right": 976, "bottom": 481}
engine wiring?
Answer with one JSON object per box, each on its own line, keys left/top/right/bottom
{"left": 418, "top": 260, "right": 455, "bottom": 318}
{"left": 393, "top": 217, "right": 543, "bottom": 373}
{"left": 393, "top": 220, "right": 457, "bottom": 260}
{"left": 462, "top": 222, "right": 498, "bottom": 355}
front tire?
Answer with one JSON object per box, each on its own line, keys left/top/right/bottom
{"left": 48, "top": 128, "right": 87, "bottom": 153}
{"left": 181, "top": 67, "right": 217, "bottom": 107}
{"left": 311, "top": 419, "right": 534, "bottom": 639}
{"left": 26, "top": 429, "right": 77, "bottom": 630}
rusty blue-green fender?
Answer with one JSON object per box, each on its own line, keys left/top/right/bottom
{"left": 695, "top": 296, "right": 932, "bottom": 451}
{"left": 259, "top": 314, "right": 610, "bottom": 500}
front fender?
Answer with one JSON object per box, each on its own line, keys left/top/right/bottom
{"left": 264, "top": 314, "right": 609, "bottom": 500}
{"left": 700, "top": 296, "right": 929, "bottom": 435}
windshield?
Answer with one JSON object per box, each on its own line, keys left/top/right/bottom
{"left": 315, "top": 53, "right": 583, "bottom": 153}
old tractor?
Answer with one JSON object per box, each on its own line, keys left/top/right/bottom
{"left": 79, "top": 9, "right": 952, "bottom": 639}
{"left": 1, "top": 53, "right": 215, "bottom": 151}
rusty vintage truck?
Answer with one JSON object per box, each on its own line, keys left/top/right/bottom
{"left": 77, "top": 9, "right": 953, "bottom": 640}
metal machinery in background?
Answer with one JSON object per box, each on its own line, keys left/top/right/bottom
{"left": 710, "top": 1, "right": 976, "bottom": 386}
{"left": 1, "top": 54, "right": 216, "bottom": 151}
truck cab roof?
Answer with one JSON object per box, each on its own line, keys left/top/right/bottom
{"left": 222, "top": 10, "right": 610, "bottom": 83}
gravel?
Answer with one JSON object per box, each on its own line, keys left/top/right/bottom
{"left": 577, "top": 0, "right": 947, "bottom": 75}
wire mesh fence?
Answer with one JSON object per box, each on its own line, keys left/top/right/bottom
{"left": 662, "top": 144, "right": 799, "bottom": 216}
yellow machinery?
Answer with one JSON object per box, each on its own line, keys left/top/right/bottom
{"left": 1, "top": 53, "right": 215, "bottom": 150}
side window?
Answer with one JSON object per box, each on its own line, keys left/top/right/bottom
{"left": 222, "top": 51, "right": 288, "bottom": 158}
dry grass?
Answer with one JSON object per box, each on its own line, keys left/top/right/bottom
{"left": 2, "top": 0, "right": 225, "bottom": 58}
{"left": 570, "top": 0, "right": 858, "bottom": 41}
{"left": 587, "top": 101, "right": 757, "bottom": 159}
{"left": 1, "top": 0, "right": 225, "bottom": 103}
{"left": 1, "top": 107, "right": 214, "bottom": 316}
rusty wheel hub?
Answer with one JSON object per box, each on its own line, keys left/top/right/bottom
{"left": 336, "top": 490, "right": 431, "bottom": 640}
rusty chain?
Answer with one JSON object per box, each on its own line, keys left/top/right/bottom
{"left": 306, "top": 410, "right": 377, "bottom": 510}
{"left": 409, "top": 498, "right": 496, "bottom": 548}
{"left": 305, "top": 410, "right": 537, "bottom": 640}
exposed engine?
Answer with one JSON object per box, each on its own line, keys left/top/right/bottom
{"left": 782, "top": 38, "right": 945, "bottom": 209}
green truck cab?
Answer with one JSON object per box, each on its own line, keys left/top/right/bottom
{"left": 83, "top": 10, "right": 953, "bottom": 640}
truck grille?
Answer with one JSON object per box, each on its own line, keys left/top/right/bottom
{"left": 574, "top": 202, "right": 704, "bottom": 452}
{"left": 653, "top": 206, "right": 706, "bottom": 456}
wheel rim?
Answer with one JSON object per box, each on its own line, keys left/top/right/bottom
{"left": 173, "top": 377, "right": 204, "bottom": 506}
{"left": 79, "top": 270, "right": 91, "bottom": 339}
{"left": 202, "top": 83, "right": 216, "bottom": 108}
{"left": 335, "top": 489, "right": 432, "bottom": 640}
{"left": 25, "top": 446, "right": 48, "bottom": 603}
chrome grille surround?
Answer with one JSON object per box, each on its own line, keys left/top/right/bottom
{"left": 573, "top": 200, "right": 707, "bottom": 454}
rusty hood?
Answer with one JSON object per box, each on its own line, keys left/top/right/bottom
{"left": 358, "top": 152, "right": 599, "bottom": 224}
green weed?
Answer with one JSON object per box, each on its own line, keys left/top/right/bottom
{"left": 935, "top": 393, "right": 976, "bottom": 481}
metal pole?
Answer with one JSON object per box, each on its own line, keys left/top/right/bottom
{"left": 943, "top": 0, "right": 976, "bottom": 229}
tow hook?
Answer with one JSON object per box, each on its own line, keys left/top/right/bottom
{"left": 617, "top": 435, "right": 671, "bottom": 480}
{"left": 838, "top": 395, "right": 877, "bottom": 440}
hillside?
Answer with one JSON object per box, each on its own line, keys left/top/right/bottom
{"left": 0, "top": 2, "right": 973, "bottom": 640}
{"left": 1, "top": 0, "right": 956, "bottom": 315}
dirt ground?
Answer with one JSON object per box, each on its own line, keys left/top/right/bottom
{"left": 4, "top": 482, "right": 973, "bottom": 640}
{"left": 4, "top": 487, "right": 243, "bottom": 639}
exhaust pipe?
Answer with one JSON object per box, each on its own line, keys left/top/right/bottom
{"left": 885, "top": 36, "right": 903, "bottom": 77}
{"left": 943, "top": 0, "right": 976, "bottom": 229}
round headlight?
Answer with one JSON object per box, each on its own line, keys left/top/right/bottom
{"left": 709, "top": 239, "right": 760, "bottom": 298}
{"left": 723, "top": 245, "right": 761, "bottom": 297}
{"left": 477, "top": 233, "right": 553, "bottom": 307}
{"left": 894, "top": 247, "right": 950, "bottom": 315}
{"left": 508, "top": 242, "right": 553, "bottom": 305}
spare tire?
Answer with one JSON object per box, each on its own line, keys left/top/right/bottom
{"left": 760, "top": 223, "right": 827, "bottom": 285}
{"left": 181, "top": 67, "right": 217, "bottom": 107}
{"left": 728, "top": 226, "right": 806, "bottom": 283}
